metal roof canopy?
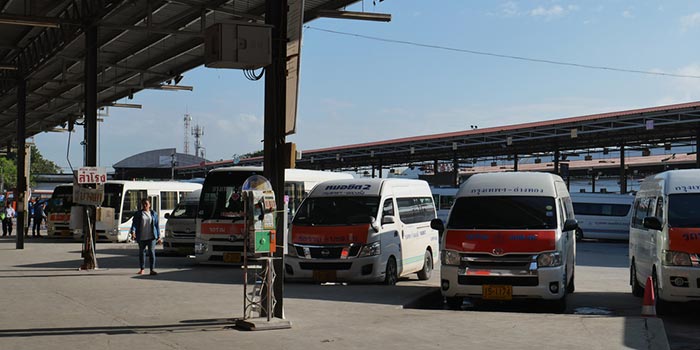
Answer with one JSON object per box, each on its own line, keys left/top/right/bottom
{"left": 0, "top": 0, "right": 360, "bottom": 146}
{"left": 290, "top": 101, "right": 700, "bottom": 170}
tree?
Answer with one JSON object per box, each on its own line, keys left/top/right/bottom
{"left": 0, "top": 157, "right": 17, "bottom": 192}
{"left": 0, "top": 145, "right": 60, "bottom": 192}
{"left": 30, "top": 145, "right": 60, "bottom": 175}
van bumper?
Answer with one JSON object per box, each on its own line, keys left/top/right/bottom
{"left": 285, "top": 255, "right": 385, "bottom": 283}
{"left": 440, "top": 264, "right": 567, "bottom": 300}
{"left": 658, "top": 265, "right": 700, "bottom": 302}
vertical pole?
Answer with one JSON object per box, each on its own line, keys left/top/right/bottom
{"left": 696, "top": 128, "right": 700, "bottom": 168}
{"left": 433, "top": 159, "right": 439, "bottom": 177}
{"left": 591, "top": 172, "right": 596, "bottom": 193}
{"left": 16, "top": 77, "right": 26, "bottom": 249}
{"left": 378, "top": 159, "right": 383, "bottom": 178}
{"left": 371, "top": 165, "right": 375, "bottom": 178}
{"left": 452, "top": 153, "right": 459, "bottom": 186}
{"left": 513, "top": 153, "right": 518, "bottom": 172}
{"left": 620, "top": 144, "right": 627, "bottom": 194}
{"left": 82, "top": 16, "right": 98, "bottom": 269}
{"left": 263, "top": 0, "right": 287, "bottom": 319}
{"left": 553, "top": 149, "right": 560, "bottom": 174}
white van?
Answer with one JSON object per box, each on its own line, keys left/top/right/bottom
{"left": 571, "top": 193, "right": 633, "bottom": 241}
{"left": 431, "top": 186, "right": 458, "bottom": 223}
{"left": 629, "top": 169, "right": 700, "bottom": 312}
{"left": 163, "top": 189, "right": 200, "bottom": 255}
{"left": 285, "top": 178, "right": 439, "bottom": 284}
{"left": 433, "top": 172, "right": 577, "bottom": 310}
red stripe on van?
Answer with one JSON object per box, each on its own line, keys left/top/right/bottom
{"left": 49, "top": 213, "right": 69, "bottom": 222}
{"left": 201, "top": 223, "right": 244, "bottom": 235}
{"left": 291, "top": 225, "right": 370, "bottom": 245}
{"left": 444, "top": 229, "right": 557, "bottom": 254}
{"left": 668, "top": 228, "right": 700, "bottom": 253}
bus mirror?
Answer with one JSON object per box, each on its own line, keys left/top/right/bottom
{"left": 563, "top": 218, "right": 578, "bottom": 232}
{"left": 164, "top": 213, "right": 170, "bottom": 219}
{"left": 643, "top": 216, "right": 662, "bottom": 231}
{"left": 430, "top": 218, "right": 445, "bottom": 233}
{"left": 381, "top": 215, "right": 395, "bottom": 226}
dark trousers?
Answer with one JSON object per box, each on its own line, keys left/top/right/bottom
{"left": 138, "top": 239, "right": 157, "bottom": 271}
{"left": 2, "top": 218, "right": 12, "bottom": 236}
{"left": 32, "top": 217, "right": 43, "bottom": 236}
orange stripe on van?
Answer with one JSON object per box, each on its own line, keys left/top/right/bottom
{"left": 444, "top": 229, "right": 556, "bottom": 254}
{"left": 668, "top": 228, "right": 700, "bottom": 253}
{"left": 201, "top": 223, "right": 244, "bottom": 235}
{"left": 291, "top": 225, "right": 369, "bottom": 245}
{"left": 49, "top": 213, "right": 70, "bottom": 222}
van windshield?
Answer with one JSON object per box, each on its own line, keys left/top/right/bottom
{"left": 668, "top": 194, "right": 700, "bottom": 228}
{"left": 293, "top": 197, "right": 380, "bottom": 226}
{"left": 448, "top": 196, "right": 557, "bottom": 229}
{"left": 170, "top": 202, "right": 198, "bottom": 219}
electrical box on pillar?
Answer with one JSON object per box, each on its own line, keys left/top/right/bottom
{"left": 204, "top": 22, "right": 272, "bottom": 69}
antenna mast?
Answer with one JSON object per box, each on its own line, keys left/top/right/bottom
{"left": 183, "top": 113, "right": 192, "bottom": 155}
{"left": 193, "top": 123, "right": 205, "bottom": 159}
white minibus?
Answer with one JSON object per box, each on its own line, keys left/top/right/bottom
{"left": 285, "top": 178, "right": 439, "bottom": 284}
{"left": 434, "top": 172, "right": 577, "bottom": 310}
{"left": 163, "top": 189, "right": 201, "bottom": 255}
{"left": 73, "top": 180, "right": 202, "bottom": 242}
{"left": 431, "top": 186, "right": 458, "bottom": 223}
{"left": 571, "top": 192, "right": 633, "bottom": 241}
{"left": 194, "top": 167, "right": 353, "bottom": 264}
{"left": 629, "top": 169, "right": 700, "bottom": 312}
{"left": 46, "top": 184, "right": 73, "bottom": 238}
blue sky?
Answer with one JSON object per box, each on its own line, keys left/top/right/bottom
{"left": 33, "top": 1, "right": 700, "bottom": 172}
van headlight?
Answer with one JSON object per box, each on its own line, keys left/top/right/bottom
{"left": 194, "top": 242, "right": 207, "bottom": 255}
{"left": 441, "top": 250, "right": 461, "bottom": 266}
{"left": 537, "top": 251, "right": 562, "bottom": 267}
{"left": 359, "top": 241, "right": 381, "bottom": 257}
{"left": 663, "top": 250, "right": 691, "bottom": 266}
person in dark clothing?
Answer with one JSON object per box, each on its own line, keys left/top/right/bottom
{"left": 32, "top": 201, "right": 46, "bottom": 237}
{"left": 129, "top": 199, "right": 161, "bottom": 275}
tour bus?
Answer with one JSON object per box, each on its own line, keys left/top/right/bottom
{"left": 431, "top": 186, "right": 458, "bottom": 223}
{"left": 163, "top": 189, "right": 201, "bottom": 255}
{"left": 194, "top": 167, "right": 353, "bottom": 264}
{"left": 46, "top": 184, "right": 74, "bottom": 238}
{"left": 629, "top": 169, "right": 700, "bottom": 312}
{"left": 285, "top": 178, "right": 439, "bottom": 284}
{"left": 433, "top": 172, "right": 577, "bottom": 310}
{"left": 571, "top": 192, "right": 634, "bottom": 241}
{"left": 73, "top": 180, "right": 202, "bottom": 242}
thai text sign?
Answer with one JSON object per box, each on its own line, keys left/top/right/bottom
{"left": 77, "top": 167, "right": 107, "bottom": 184}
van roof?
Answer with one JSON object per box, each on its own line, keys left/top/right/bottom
{"left": 642, "top": 169, "right": 700, "bottom": 195}
{"left": 457, "top": 172, "right": 565, "bottom": 198}
{"left": 570, "top": 192, "right": 634, "bottom": 204}
{"left": 310, "top": 178, "right": 431, "bottom": 197}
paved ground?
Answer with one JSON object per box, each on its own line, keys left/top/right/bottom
{"left": 0, "top": 237, "right": 670, "bottom": 350}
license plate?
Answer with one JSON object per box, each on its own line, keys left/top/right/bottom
{"left": 313, "top": 270, "right": 337, "bottom": 282}
{"left": 223, "top": 252, "right": 241, "bottom": 263}
{"left": 482, "top": 285, "right": 513, "bottom": 300}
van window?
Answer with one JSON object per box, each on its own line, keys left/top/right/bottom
{"left": 397, "top": 197, "right": 435, "bottom": 224}
{"left": 293, "top": 196, "right": 380, "bottom": 226}
{"left": 655, "top": 197, "right": 664, "bottom": 222}
{"left": 382, "top": 199, "right": 395, "bottom": 217}
{"left": 170, "top": 202, "right": 198, "bottom": 219}
{"left": 668, "top": 194, "right": 700, "bottom": 228}
{"left": 632, "top": 197, "right": 654, "bottom": 228}
{"left": 161, "top": 191, "right": 178, "bottom": 210}
{"left": 440, "top": 195, "right": 455, "bottom": 210}
{"left": 448, "top": 196, "right": 557, "bottom": 229}
{"left": 573, "top": 203, "right": 631, "bottom": 217}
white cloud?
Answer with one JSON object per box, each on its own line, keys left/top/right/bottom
{"left": 681, "top": 12, "right": 700, "bottom": 30}
{"left": 501, "top": 1, "right": 519, "bottom": 17}
{"left": 530, "top": 5, "right": 564, "bottom": 18}
{"left": 622, "top": 10, "right": 634, "bottom": 19}
{"left": 655, "top": 63, "right": 700, "bottom": 105}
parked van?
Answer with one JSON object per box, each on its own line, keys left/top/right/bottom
{"left": 163, "top": 189, "right": 200, "bottom": 255}
{"left": 433, "top": 172, "right": 577, "bottom": 310}
{"left": 431, "top": 186, "right": 458, "bottom": 223}
{"left": 629, "top": 169, "right": 700, "bottom": 312}
{"left": 285, "top": 178, "right": 439, "bottom": 284}
{"left": 571, "top": 192, "right": 633, "bottom": 241}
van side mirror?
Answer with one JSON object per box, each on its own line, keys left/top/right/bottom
{"left": 643, "top": 216, "right": 662, "bottom": 231}
{"left": 430, "top": 218, "right": 445, "bottom": 234}
{"left": 563, "top": 218, "right": 578, "bottom": 232}
{"left": 164, "top": 213, "right": 171, "bottom": 219}
{"left": 381, "top": 215, "right": 395, "bottom": 226}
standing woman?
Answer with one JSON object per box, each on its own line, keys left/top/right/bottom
{"left": 129, "top": 198, "right": 161, "bottom": 275}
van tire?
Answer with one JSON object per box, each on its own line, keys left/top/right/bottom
{"left": 630, "top": 262, "right": 644, "bottom": 297}
{"left": 445, "top": 296, "right": 463, "bottom": 310}
{"left": 384, "top": 257, "right": 398, "bottom": 285}
{"left": 417, "top": 250, "right": 433, "bottom": 280}
{"left": 652, "top": 269, "right": 671, "bottom": 315}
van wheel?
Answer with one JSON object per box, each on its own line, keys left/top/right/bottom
{"left": 575, "top": 229, "right": 583, "bottom": 242}
{"left": 383, "top": 257, "right": 398, "bottom": 285}
{"left": 630, "top": 262, "right": 644, "bottom": 297}
{"left": 417, "top": 250, "right": 433, "bottom": 280}
{"left": 652, "top": 269, "right": 671, "bottom": 315}
{"left": 445, "top": 296, "right": 463, "bottom": 310}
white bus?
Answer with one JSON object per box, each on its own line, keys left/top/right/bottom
{"left": 286, "top": 178, "right": 439, "bottom": 284}
{"left": 194, "top": 167, "right": 353, "bottom": 264}
{"left": 629, "top": 169, "right": 700, "bottom": 313}
{"left": 73, "top": 180, "right": 202, "bottom": 243}
{"left": 571, "top": 193, "right": 633, "bottom": 241}
{"left": 431, "top": 187, "right": 458, "bottom": 223}
{"left": 46, "top": 184, "right": 74, "bottom": 238}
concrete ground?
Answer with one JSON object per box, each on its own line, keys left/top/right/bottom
{"left": 0, "top": 238, "right": 669, "bottom": 350}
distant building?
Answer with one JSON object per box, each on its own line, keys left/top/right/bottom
{"left": 113, "top": 148, "right": 208, "bottom": 180}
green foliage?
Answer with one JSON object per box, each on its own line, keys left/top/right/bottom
{"left": 0, "top": 157, "right": 17, "bottom": 191}
{"left": 30, "top": 145, "right": 60, "bottom": 175}
{"left": 0, "top": 145, "right": 60, "bottom": 191}
{"left": 242, "top": 150, "right": 264, "bottom": 158}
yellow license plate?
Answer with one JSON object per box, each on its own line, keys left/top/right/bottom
{"left": 313, "top": 270, "right": 337, "bottom": 282}
{"left": 482, "top": 285, "right": 513, "bottom": 300}
{"left": 223, "top": 252, "right": 241, "bottom": 263}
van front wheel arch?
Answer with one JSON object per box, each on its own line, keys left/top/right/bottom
{"left": 383, "top": 256, "right": 398, "bottom": 285}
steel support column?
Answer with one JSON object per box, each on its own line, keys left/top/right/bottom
{"left": 371, "top": 165, "right": 375, "bottom": 178}
{"left": 263, "top": 0, "right": 287, "bottom": 319}
{"left": 620, "top": 145, "right": 627, "bottom": 194}
{"left": 15, "top": 77, "right": 26, "bottom": 250}
{"left": 513, "top": 153, "right": 518, "bottom": 172}
{"left": 81, "top": 19, "right": 98, "bottom": 269}
{"left": 452, "top": 153, "right": 459, "bottom": 186}
{"left": 696, "top": 128, "right": 700, "bottom": 168}
{"left": 553, "top": 149, "right": 560, "bottom": 174}
{"left": 378, "top": 159, "right": 382, "bottom": 178}
{"left": 591, "top": 172, "right": 596, "bottom": 193}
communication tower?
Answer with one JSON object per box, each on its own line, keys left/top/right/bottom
{"left": 193, "top": 124, "right": 205, "bottom": 159}
{"left": 183, "top": 113, "right": 192, "bottom": 155}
